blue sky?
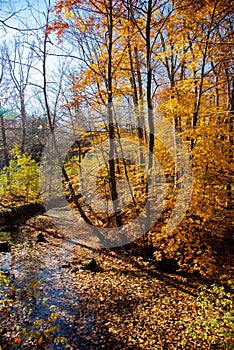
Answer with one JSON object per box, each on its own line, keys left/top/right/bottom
{"left": 0, "top": 0, "right": 70, "bottom": 115}
{"left": 0, "top": 0, "right": 55, "bottom": 40}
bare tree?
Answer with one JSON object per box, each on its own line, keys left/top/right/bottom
{"left": 5, "top": 38, "right": 35, "bottom": 152}
{"left": 0, "top": 44, "right": 12, "bottom": 166}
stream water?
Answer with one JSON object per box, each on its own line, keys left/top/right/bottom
{"left": 0, "top": 228, "right": 92, "bottom": 349}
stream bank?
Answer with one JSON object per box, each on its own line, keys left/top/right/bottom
{"left": 0, "top": 202, "right": 44, "bottom": 230}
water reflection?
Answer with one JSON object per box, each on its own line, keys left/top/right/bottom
{"left": 0, "top": 231, "right": 90, "bottom": 349}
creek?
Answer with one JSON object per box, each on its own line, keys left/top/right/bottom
{"left": 0, "top": 223, "right": 92, "bottom": 349}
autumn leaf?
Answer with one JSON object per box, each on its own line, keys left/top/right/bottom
{"left": 13, "top": 337, "right": 21, "bottom": 344}
{"left": 37, "top": 335, "right": 44, "bottom": 347}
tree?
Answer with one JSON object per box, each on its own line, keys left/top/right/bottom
{"left": 0, "top": 44, "right": 12, "bottom": 167}
{"left": 5, "top": 38, "right": 35, "bottom": 152}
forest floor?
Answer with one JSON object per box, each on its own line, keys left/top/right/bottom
{"left": 0, "top": 208, "right": 233, "bottom": 350}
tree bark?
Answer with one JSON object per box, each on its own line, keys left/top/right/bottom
{"left": 0, "top": 113, "right": 9, "bottom": 167}
{"left": 107, "top": 0, "right": 122, "bottom": 227}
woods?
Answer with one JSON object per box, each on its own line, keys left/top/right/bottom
{"left": 43, "top": 0, "right": 233, "bottom": 274}
{"left": 0, "top": 0, "right": 233, "bottom": 349}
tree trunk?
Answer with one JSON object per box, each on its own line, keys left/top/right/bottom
{"left": 0, "top": 114, "right": 9, "bottom": 167}
{"left": 20, "top": 89, "right": 27, "bottom": 153}
{"left": 134, "top": 46, "right": 145, "bottom": 168}
{"left": 145, "top": 0, "right": 154, "bottom": 253}
{"left": 107, "top": 0, "right": 122, "bottom": 227}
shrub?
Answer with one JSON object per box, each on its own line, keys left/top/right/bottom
{"left": 181, "top": 284, "right": 234, "bottom": 349}
{"left": 0, "top": 146, "right": 39, "bottom": 202}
